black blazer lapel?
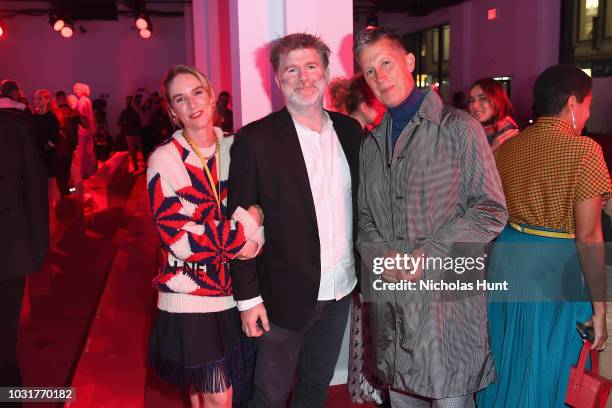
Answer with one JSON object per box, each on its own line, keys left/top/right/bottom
{"left": 275, "top": 108, "right": 318, "bottom": 227}
{"left": 328, "top": 110, "right": 359, "bottom": 185}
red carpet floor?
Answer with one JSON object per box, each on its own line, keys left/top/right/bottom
{"left": 18, "top": 165, "right": 377, "bottom": 407}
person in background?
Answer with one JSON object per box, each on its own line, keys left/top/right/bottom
{"left": 327, "top": 77, "right": 350, "bottom": 115}
{"left": 147, "top": 65, "right": 263, "bottom": 408}
{"left": 118, "top": 95, "right": 142, "bottom": 173}
{"left": 33, "top": 90, "right": 60, "bottom": 179}
{"left": 468, "top": 78, "right": 519, "bottom": 151}
{"left": 345, "top": 75, "right": 385, "bottom": 133}
{"left": 342, "top": 76, "right": 387, "bottom": 405}
{"left": 477, "top": 64, "right": 609, "bottom": 408}
{"left": 53, "top": 91, "right": 81, "bottom": 198}
{"left": 213, "top": 91, "right": 234, "bottom": 133}
{"left": 0, "top": 79, "right": 28, "bottom": 112}
{"left": 73, "top": 82, "right": 97, "bottom": 178}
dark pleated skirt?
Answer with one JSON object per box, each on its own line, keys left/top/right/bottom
{"left": 148, "top": 307, "right": 254, "bottom": 402}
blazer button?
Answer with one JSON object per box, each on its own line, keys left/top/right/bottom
{"left": 313, "top": 264, "right": 320, "bottom": 270}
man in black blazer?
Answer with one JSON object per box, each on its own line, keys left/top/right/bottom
{"left": 0, "top": 108, "right": 48, "bottom": 392}
{"left": 228, "top": 33, "right": 362, "bottom": 407}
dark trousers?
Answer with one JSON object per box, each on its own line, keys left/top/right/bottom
{"left": 249, "top": 294, "right": 351, "bottom": 408}
{"left": 55, "top": 151, "right": 73, "bottom": 196}
{"left": 0, "top": 277, "right": 26, "bottom": 392}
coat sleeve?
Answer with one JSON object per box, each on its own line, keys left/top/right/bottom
{"left": 147, "top": 151, "right": 246, "bottom": 264}
{"left": 227, "top": 133, "right": 261, "bottom": 301}
{"left": 416, "top": 117, "right": 508, "bottom": 272}
{"left": 356, "top": 139, "right": 393, "bottom": 280}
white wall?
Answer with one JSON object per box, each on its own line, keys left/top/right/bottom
{"left": 0, "top": 11, "right": 187, "bottom": 135}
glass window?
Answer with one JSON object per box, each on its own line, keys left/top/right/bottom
{"left": 579, "top": 0, "right": 599, "bottom": 40}
{"left": 443, "top": 25, "right": 450, "bottom": 61}
{"left": 432, "top": 28, "right": 440, "bottom": 62}
{"left": 606, "top": 0, "right": 612, "bottom": 37}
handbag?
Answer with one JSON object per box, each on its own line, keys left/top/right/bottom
{"left": 565, "top": 340, "right": 612, "bottom": 408}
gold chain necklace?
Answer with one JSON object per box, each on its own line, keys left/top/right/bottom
{"left": 182, "top": 129, "right": 221, "bottom": 212}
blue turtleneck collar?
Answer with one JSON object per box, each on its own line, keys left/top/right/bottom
{"left": 388, "top": 87, "right": 425, "bottom": 151}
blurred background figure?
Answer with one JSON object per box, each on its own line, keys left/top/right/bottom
{"left": 53, "top": 91, "right": 81, "bottom": 198}
{"left": 468, "top": 78, "right": 519, "bottom": 151}
{"left": 213, "top": 91, "right": 234, "bottom": 133}
{"left": 67, "top": 94, "right": 78, "bottom": 110}
{"left": 0, "top": 79, "right": 27, "bottom": 112}
{"left": 345, "top": 75, "right": 385, "bottom": 133}
{"left": 327, "top": 77, "right": 350, "bottom": 114}
{"left": 118, "top": 95, "right": 142, "bottom": 173}
{"left": 33, "top": 89, "right": 61, "bottom": 205}
{"left": 73, "top": 82, "right": 97, "bottom": 179}
{"left": 92, "top": 96, "right": 113, "bottom": 163}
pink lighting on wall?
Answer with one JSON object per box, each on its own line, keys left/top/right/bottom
{"left": 487, "top": 8, "right": 497, "bottom": 20}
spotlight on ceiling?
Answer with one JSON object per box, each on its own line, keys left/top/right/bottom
{"left": 135, "top": 13, "right": 150, "bottom": 30}
{"left": 60, "top": 21, "right": 74, "bottom": 38}
{"left": 0, "top": 19, "right": 5, "bottom": 38}
{"left": 50, "top": 14, "right": 64, "bottom": 31}
{"left": 139, "top": 27, "right": 152, "bottom": 39}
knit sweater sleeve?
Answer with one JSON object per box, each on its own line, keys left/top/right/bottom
{"left": 147, "top": 144, "right": 246, "bottom": 264}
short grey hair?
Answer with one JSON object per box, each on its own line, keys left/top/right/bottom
{"left": 354, "top": 26, "right": 407, "bottom": 58}
{"left": 269, "top": 33, "right": 331, "bottom": 73}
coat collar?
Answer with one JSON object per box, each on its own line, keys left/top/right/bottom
{"left": 369, "top": 89, "right": 444, "bottom": 153}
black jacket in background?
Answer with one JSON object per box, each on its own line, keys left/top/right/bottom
{"left": 0, "top": 109, "right": 49, "bottom": 281}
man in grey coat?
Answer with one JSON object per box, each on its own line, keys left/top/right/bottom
{"left": 354, "top": 26, "right": 507, "bottom": 407}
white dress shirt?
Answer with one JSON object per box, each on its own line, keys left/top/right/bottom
{"left": 236, "top": 111, "right": 356, "bottom": 310}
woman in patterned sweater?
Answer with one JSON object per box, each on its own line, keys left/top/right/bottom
{"left": 147, "top": 65, "right": 263, "bottom": 408}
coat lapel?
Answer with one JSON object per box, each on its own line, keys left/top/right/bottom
{"left": 276, "top": 108, "right": 318, "bottom": 225}
{"left": 328, "top": 110, "right": 357, "bottom": 184}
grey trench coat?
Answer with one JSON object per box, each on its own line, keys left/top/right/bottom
{"left": 357, "top": 91, "right": 508, "bottom": 398}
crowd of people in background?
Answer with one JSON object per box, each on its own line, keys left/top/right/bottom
{"left": 0, "top": 77, "right": 236, "bottom": 199}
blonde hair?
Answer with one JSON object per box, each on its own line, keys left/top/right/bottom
{"left": 34, "top": 89, "right": 53, "bottom": 112}
{"left": 161, "top": 65, "right": 215, "bottom": 129}
{"left": 73, "top": 82, "right": 91, "bottom": 97}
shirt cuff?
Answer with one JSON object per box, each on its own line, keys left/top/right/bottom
{"left": 249, "top": 226, "right": 265, "bottom": 254}
{"left": 236, "top": 296, "right": 263, "bottom": 311}
{"left": 232, "top": 206, "right": 258, "bottom": 238}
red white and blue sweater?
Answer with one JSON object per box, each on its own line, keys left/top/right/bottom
{"left": 147, "top": 128, "right": 261, "bottom": 313}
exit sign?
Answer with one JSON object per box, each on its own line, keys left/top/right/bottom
{"left": 488, "top": 8, "right": 497, "bottom": 20}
